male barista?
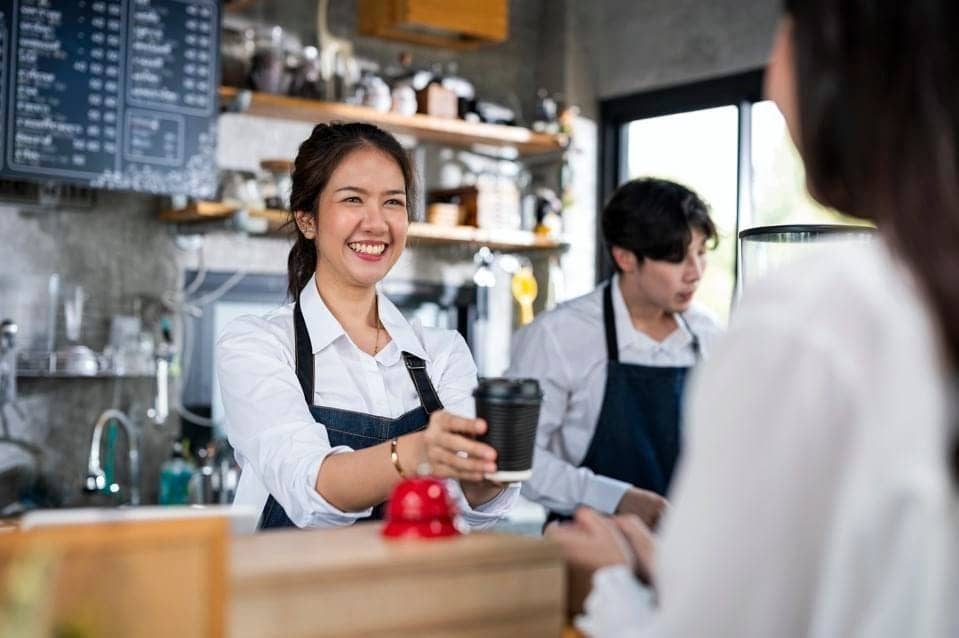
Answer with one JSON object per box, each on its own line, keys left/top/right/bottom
{"left": 507, "top": 178, "right": 722, "bottom": 525}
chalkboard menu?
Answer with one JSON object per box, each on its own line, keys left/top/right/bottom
{"left": 0, "top": 0, "right": 220, "bottom": 197}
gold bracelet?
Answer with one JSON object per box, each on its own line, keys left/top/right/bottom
{"left": 390, "top": 438, "right": 407, "bottom": 478}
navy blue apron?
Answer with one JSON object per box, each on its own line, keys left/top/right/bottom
{"left": 580, "top": 281, "right": 700, "bottom": 497}
{"left": 548, "top": 282, "right": 700, "bottom": 523}
{"left": 258, "top": 299, "right": 443, "bottom": 530}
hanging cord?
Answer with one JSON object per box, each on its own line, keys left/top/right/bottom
{"left": 163, "top": 244, "right": 248, "bottom": 428}
{"left": 181, "top": 247, "right": 207, "bottom": 296}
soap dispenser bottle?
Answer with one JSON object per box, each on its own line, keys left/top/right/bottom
{"left": 158, "top": 440, "right": 194, "bottom": 506}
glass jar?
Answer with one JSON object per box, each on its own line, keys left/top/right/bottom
{"left": 220, "top": 24, "right": 255, "bottom": 87}
{"left": 250, "top": 26, "right": 300, "bottom": 94}
{"left": 289, "top": 45, "right": 325, "bottom": 99}
{"left": 259, "top": 160, "right": 294, "bottom": 211}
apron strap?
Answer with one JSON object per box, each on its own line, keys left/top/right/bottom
{"left": 293, "top": 298, "right": 444, "bottom": 414}
{"left": 675, "top": 312, "right": 702, "bottom": 361}
{"left": 402, "top": 352, "right": 444, "bottom": 415}
{"left": 603, "top": 281, "right": 619, "bottom": 363}
{"left": 293, "top": 299, "right": 315, "bottom": 404}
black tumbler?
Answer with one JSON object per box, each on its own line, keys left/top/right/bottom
{"left": 473, "top": 378, "right": 543, "bottom": 482}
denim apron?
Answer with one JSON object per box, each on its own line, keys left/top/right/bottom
{"left": 548, "top": 283, "right": 700, "bottom": 523}
{"left": 258, "top": 299, "right": 444, "bottom": 530}
{"left": 578, "top": 281, "right": 700, "bottom": 499}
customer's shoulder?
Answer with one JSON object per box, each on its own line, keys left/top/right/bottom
{"left": 738, "top": 239, "right": 909, "bottom": 336}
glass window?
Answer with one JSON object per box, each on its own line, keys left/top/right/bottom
{"left": 608, "top": 74, "right": 873, "bottom": 322}
{"left": 750, "top": 100, "right": 856, "bottom": 226}
{"left": 625, "top": 106, "right": 739, "bottom": 323}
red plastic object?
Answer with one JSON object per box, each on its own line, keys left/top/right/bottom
{"left": 382, "top": 476, "right": 463, "bottom": 539}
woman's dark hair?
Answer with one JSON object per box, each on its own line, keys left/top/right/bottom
{"left": 784, "top": 0, "right": 959, "bottom": 482}
{"left": 286, "top": 122, "right": 416, "bottom": 298}
{"left": 602, "top": 177, "right": 717, "bottom": 271}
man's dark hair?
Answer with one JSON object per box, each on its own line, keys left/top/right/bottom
{"left": 602, "top": 177, "right": 717, "bottom": 272}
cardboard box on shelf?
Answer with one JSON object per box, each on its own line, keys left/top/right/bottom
{"left": 416, "top": 84, "right": 459, "bottom": 119}
{"left": 428, "top": 186, "right": 478, "bottom": 226}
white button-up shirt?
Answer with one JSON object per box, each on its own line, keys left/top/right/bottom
{"left": 506, "top": 274, "right": 723, "bottom": 515}
{"left": 579, "top": 240, "right": 959, "bottom": 637}
{"left": 216, "top": 274, "right": 518, "bottom": 529}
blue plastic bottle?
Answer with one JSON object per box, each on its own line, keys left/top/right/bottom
{"left": 158, "top": 441, "right": 194, "bottom": 506}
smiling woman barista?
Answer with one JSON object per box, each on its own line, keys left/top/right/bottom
{"left": 507, "top": 178, "right": 721, "bottom": 525}
{"left": 216, "top": 122, "right": 517, "bottom": 530}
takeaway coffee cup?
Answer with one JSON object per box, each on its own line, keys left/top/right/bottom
{"left": 473, "top": 378, "right": 542, "bottom": 482}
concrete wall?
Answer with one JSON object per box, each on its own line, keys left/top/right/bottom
{"left": 593, "top": 0, "right": 780, "bottom": 99}
{"left": 0, "top": 193, "right": 181, "bottom": 508}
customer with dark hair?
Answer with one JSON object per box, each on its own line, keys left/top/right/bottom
{"left": 548, "top": 1, "right": 959, "bottom": 636}
{"left": 217, "top": 122, "right": 516, "bottom": 530}
{"left": 507, "top": 177, "right": 722, "bottom": 525}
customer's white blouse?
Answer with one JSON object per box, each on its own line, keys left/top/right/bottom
{"left": 579, "top": 240, "right": 959, "bottom": 637}
{"left": 216, "top": 275, "right": 518, "bottom": 529}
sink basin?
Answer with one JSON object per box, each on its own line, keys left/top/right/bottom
{"left": 20, "top": 504, "right": 259, "bottom": 535}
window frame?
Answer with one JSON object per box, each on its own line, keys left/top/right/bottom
{"left": 597, "top": 69, "right": 766, "bottom": 288}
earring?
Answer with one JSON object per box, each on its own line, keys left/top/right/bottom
{"left": 294, "top": 211, "right": 314, "bottom": 238}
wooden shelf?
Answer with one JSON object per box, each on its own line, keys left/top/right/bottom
{"left": 219, "top": 87, "right": 568, "bottom": 157}
{"left": 160, "top": 202, "right": 566, "bottom": 251}
{"left": 160, "top": 201, "right": 290, "bottom": 234}
{"left": 407, "top": 222, "right": 566, "bottom": 251}
{"left": 223, "top": 0, "right": 259, "bottom": 11}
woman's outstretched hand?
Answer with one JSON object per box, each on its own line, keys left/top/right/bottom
{"left": 419, "top": 411, "right": 506, "bottom": 507}
{"left": 421, "top": 410, "right": 498, "bottom": 482}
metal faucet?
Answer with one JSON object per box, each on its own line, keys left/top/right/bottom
{"left": 85, "top": 409, "right": 140, "bottom": 506}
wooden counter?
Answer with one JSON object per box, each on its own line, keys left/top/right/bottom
{"left": 0, "top": 517, "right": 228, "bottom": 638}
{"left": 231, "top": 522, "right": 565, "bottom": 637}
{"left": 0, "top": 516, "right": 565, "bottom": 637}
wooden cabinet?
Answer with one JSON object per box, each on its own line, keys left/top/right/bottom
{"left": 358, "top": 0, "right": 509, "bottom": 49}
